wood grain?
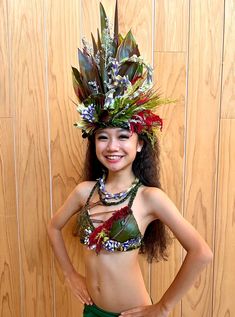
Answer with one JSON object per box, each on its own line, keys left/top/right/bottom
{"left": 221, "top": 0, "right": 235, "bottom": 118}
{"left": 155, "top": 0, "right": 189, "bottom": 52}
{"left": 118, "top": 0, "right": 153, "bottom": 63}
{"left": 0, "top": 0, "right": 234, "bottom": 315}
{"left": 151, "top": 52, "right": 186, "bottom": 317}
{"left": 0, "top": 119, "right": 21, "bottom": 317}
{"left": 0, "top": 0, "right": 10, "bottom": 117}
{"left": 182, "top": 0, "right": 224, "bottom": 315}
{"left": 213, "top": 119, "right": 235, "bottom": 316}
{"left": 46, "top": 0, "right": 86, "bottom": 316}
{"left": 81, "top": 0, "right": 116, "bottom": 41}
{"left": 9, "top": 0, "right": 53, "bottom": 315}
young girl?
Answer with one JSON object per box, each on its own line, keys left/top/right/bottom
{"left": 47, "top": 3, "right": 213, "bottom": 316}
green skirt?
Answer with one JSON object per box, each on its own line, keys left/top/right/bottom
{"left": 83, "top": 304, "right": 120, "bottom": 317}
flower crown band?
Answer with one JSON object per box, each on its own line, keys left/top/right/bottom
{"left": 72, "top": 2, "right": 171, "bottom": 146}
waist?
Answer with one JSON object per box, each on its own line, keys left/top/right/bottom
{"left": 85, "top": 251, "right": 151, "bottom": 312}
{"left": 87, "top": 284, "right": 151, "bottom": 313}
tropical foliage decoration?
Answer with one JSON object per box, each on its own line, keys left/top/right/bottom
{"left": 72, "top": 2, "right": 172, "bottom": 145}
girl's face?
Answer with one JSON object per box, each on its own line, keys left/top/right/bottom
{"left": 94, "top": 128, "right": 143, "bottom": 173}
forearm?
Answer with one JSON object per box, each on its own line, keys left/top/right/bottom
{"left": 47, "top": 224, "right": 76, "bottom": 277}
{"left": 158, "top": 248, "right": 213, "bottom": 313}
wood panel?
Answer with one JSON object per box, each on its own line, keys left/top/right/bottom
{"left": 81, "top": 0, "right": 116, "bottom": 40}
{"left": 151, "top": 52, "right": 186, "bottom": 317}
{"left": 9, "top": 0, "right": 53, "bottom": 315}
{"left": 155, "top": 0, "right": 189, "bottom": 52}
{"left": 118, "top": 0, "right": 153, "bottom": 63}
{"left": 182, "top": 0, "right": 224, "bottom": 316}
{"left": 0, "top": 119, "right": 21, "bottom": 317}
{"left": 213, "top": 119, "right": 235, "bottom": 316}
{"left": 46, "top": 0, "right": 86, "bottom": 316}
{"left": 221, "top": 0, "right": 235, "bottom": 118}
{"left": 0, "top": 0, "right": 10, "bottom": 117}
{"left": 0, "top": 0, "right": 233, "bottom": 316}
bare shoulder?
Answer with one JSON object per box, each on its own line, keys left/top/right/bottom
{"left": 48, "top": 181, "right": 96, "bottom": 230}
{"left": 140, "top": 186, "right": 172, "bottom": 219}
{"left": 74, "top": 180, "right": 97, "bottom": 204}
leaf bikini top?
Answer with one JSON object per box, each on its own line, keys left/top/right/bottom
{"left": 75, "top": 181, "right": 143, "bottom": 253}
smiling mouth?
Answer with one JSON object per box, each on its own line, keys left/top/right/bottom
{"left": 105, "top": 155, "right": 124, "bottom": 160}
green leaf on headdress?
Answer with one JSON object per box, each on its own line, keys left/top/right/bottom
{"left": 91, "top": 32, "right": 98, "bottom": 56}
{"left": 95, "top": 27, "right": 107, "bottom": 93}
{"left": 84, "top": 94, "right": 105, "bottom": 108}
{"left": 97, "top": 28, "right": 102, "bottom": 52}
{"left": 72, "top": 66, "right": 89, "bottom": 102}
{"left": 118, "top": 62, "right": 138, "bottom": 81}
{"left": 114, "top": 0, "right": 118, "bottom": 39}
{"left": 100, "top": 2, "right": 107, "bottom": 41}
{"left": 143, "top": 97, "right": 176, "bottom": 109}
{"left": 116, "top": 30, "right": 140, "bottom": 61}
{"left": 117, "top": 33, "right": 124, "bottom": 46}
{"left": 78, "top": 48, "right": 103, "bottom": 94}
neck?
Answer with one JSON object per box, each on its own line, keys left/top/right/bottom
{"left": 105, "top": 170, "right": 136, "bottom": 191}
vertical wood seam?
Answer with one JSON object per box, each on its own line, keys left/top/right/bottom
{"left": 149, "top": 0, "right": 155, "bottom": 295}
{"left": 43, "top": 0, "right": 55, "bottom": 316}
{"left": 6, "top": 0, "right": 11, "bottom": 117}
{"left": 181, "top": 0, "right": 191, "bottom": 315}
{"left": 13, "top": 115, "right": 24, "bottom": 317}
{"left": 211, "top": 0, "right": 226, "bottom": 315}
{"left": 8, "top": 0, "right": 24, "bottom": 313}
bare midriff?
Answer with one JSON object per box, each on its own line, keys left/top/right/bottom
{"left": 84, "top": 247, "right": 152, "bottom": 313}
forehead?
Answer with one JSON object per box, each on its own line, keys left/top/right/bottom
{"left": 95, "top": 127, "right": 130, "bottom": 135}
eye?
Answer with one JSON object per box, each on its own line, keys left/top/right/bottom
{"left": 119, "top": 134, "right": 130, "bottom": 140}
{"left": 97, "top": 135, "right": 108, "bottom": 140}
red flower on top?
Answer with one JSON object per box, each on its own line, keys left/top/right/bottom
{"left": 130, "top": 110, "right": 163, "bottom": 134}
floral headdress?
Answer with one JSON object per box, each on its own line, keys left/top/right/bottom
{"left": 72, "top": 2, "right": 172, "bottom": 146}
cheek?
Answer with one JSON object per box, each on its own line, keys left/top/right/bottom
{"left": 95, "top": 142, "right": 105, "bottom": 157}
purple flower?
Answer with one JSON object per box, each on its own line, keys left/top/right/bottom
{"left": 81, "top": 104, "right": 96, "bottom": 123}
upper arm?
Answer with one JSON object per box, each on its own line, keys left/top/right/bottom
{"left": 48, "top": 182, "right": 90, "bottom": 231}
{"left": 145, "top": 188, "right": 210, "bottom": 254}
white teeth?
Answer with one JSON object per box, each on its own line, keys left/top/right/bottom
{"left": 106, "top": 155, "right": 122, "bottom": 160}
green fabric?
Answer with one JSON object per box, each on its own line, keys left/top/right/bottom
{"left": 83, "top": 304, "right": 120, "bottom": 317}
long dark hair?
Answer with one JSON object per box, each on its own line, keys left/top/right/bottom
{"left": 83, "top": 133, "right": 172, "bottom": 263}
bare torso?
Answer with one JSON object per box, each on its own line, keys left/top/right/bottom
{"left": 80, "top": 181, "right": 153, "bottom": 313}
{"left": 84, "top": 248, "right": 152, "bottom": 313}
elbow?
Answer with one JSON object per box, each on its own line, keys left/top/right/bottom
{"left": 202, "top": 248, "right": 213, "bottom": 264}
{"left": 196, "top": 245, "right": 213, "bottom": 266}
{"left": 46, "top": 219, "right": 56, "bottom": 238}
{"left": 187, "top": 244, "right": 213, "bottom": 267}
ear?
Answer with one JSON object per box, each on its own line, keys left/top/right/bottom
{"left": 137, "top": 139, "right": 144, "bottom": 152}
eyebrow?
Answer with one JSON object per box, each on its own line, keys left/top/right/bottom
{"left": 95, "top": 128, "right": 130, "bottom": 135}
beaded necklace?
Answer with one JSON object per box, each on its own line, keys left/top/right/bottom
{"left": 97, "top": 174, "right": 141, "bottom": 206}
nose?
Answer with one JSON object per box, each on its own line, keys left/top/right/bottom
{"left": 107, "top": 138, "right": 119, "bottom": 151}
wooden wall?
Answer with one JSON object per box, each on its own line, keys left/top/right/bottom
{"left": 0, "top": 0, "right": 234, "bottom": 316}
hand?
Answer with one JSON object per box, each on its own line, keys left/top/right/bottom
{"left": 65, "top": 270, "right": 93, "bottom": 305}
{"left": 119, "top": 302, "right": 170, "bottom": 317}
